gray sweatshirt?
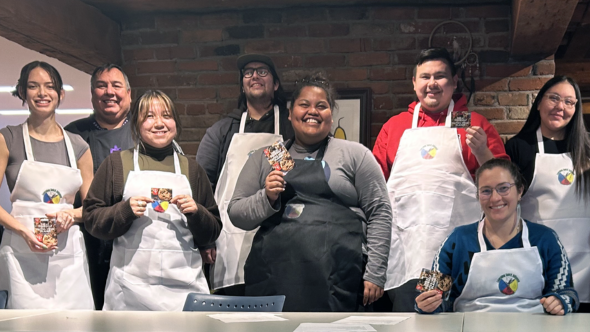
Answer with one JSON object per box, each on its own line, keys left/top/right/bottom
{"left": 229, "top": 137, "right": 392, "bottom": 288}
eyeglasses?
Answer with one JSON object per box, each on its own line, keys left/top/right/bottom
{"left": 545, "top": 93, "right": 577, "bottom": 109}
{"left": 478, "top": 182, "right": 516, "bottom": 199}
{"left": 242, "top": 67, "right": 270, "bottom": 78}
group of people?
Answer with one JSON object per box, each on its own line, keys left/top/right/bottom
{"left": 0, "top": 47, "right": 588, "bottom": 316}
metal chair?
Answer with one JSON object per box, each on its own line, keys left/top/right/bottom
{"left": 0, "top": 290, "right": 7, "bottom": 309}
{"left": 183, "top": 293, "right": 285, "bottom": 312}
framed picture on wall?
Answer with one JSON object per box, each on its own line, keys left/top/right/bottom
{"left": 332, "top": 88, "right": 372, "bottom": 148}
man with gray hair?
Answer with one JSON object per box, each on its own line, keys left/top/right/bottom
{"left": 65, "top": 64, "right": 134, "bottom": 309}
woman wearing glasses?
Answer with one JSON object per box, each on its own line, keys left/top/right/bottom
{"left": 505, "top": 76, "right": 590, "bottom": 312}
{"left": 416, "top": 158, "right": 578, "bottom": 314}
{"left": 229, "top": 72, "right": 392, "bottom": 312}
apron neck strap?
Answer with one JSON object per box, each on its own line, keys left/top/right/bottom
{"left": 22, "top": 120, "right": 77, "bottom": 168}
{"left": 239, "top": 106, "right": 280, "bottom": 134}
{"left": 477, "top": 217, "right": 531, "bottom": 252}
{"left": 411, "top": 100, "right": 454, "bottom": 129}
{"left": 536, "top": 127, "right": 545, "bottom": 154}
{"left": 134, "top": 145, "right": 181, "bottom": 174}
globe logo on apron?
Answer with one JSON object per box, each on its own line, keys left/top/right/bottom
{"left": 557, "top": 169, "right": 574, "bottom": 185}
{"left": 420, "top": 144, "right": 438, "bottom": 160}
{"left": 42, "top": 189, "right": 62, "bottom": 204}
{"left": 497, "top": 273, "right": 519, "bottom": 295}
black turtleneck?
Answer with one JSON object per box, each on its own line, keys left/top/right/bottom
{"left": 138, "top": 142, "right": 174, "bottom": 161}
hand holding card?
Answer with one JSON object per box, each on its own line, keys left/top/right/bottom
{"left": 34, "top": 217, "right": 57, "bottom": 248}
{"left": 416, "top": 268, "right": 452, "bottom": 300}
{"left": 264, "top": 140, "right": 294, "bottom": 174}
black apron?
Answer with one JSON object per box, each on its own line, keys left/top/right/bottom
{"left": 244, "top": 138, "right": 364, "bottom": 312}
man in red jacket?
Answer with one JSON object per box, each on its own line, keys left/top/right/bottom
{"left": 373, "top": 48, "right": 508, "bottom": 311}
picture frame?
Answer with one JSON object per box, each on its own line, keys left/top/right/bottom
{"left": 333, "top": 88, "right": 372, "bottom": 148}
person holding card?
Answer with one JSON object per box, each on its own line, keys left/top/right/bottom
{"left": 373, "top": 47, "right": 509, "bottom": 311}
{"left": 196, "top": 54, "right": 294, "bottom": 295}
{"left": 229, "top": 72, "right": 392, "bottom": 312}
{"left": 416, "top": 158, "right": 578, "bottom": 315}
{"left": 0, "top": 61, "right": 94, "bottom": 309}
{"left": 83, "top": 90, "right": 222, "bottom": 311}
{"left": 505, "top": 76, "right": 590, "bottom": 312}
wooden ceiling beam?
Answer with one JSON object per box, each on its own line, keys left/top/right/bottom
{"left": 511, "top": 0, "right": 578, "bottom": 59}
{"left": 0, "top": 0, "right": 121, "bottom": 74}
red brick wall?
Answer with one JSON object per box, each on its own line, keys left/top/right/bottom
{"left": 119, "top": 4, "right": 554, "bottom": 156}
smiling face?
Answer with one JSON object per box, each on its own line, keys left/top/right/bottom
{"left": 91, "top": 68, "right": 131, "bottom": 122}
{"left": 538, "top": 81, "right": 576, "bottom": 138}
{"left": 140, "top": 100, "right": 177, "bottom": 148}
{"left": 478, "top": 166, "right": 523, "bottom": 225}
{"left": 23, "top": 67, "right": 64, "bottom": 115}
{"left": 289, "top": 86, "right": 333, "bottom": 147}
{"left": 242, "top": 61, "right": 278, "bottom": 103}
{"left": 413, "top": 59, "right": 458, "bottom": 113}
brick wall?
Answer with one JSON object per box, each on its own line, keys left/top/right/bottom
{"left": 119, "top": 4, "right": 555, "bottom": 156}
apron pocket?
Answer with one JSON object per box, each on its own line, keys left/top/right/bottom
{"left": 394, "top": 191, "right": 454, "bottom": 229}
{"left": 123, "top": 249, "right": 161, "bottom": 285}
{"left": 161, "top": 249, "right": 198, "bottom": 287}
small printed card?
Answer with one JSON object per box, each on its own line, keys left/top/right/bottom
{"left": 34, "top": 217, "right": 57, "bottom": 247}
{"left": 263, "top": 140, "right": 294, "bottom": 174}
{"left": 151, "top": 188, "right": 172, "bottom": 213}
{"left": 451, "top": 110, "right": 471, "bottom": 128}
{"left": 416, "top": 268, "right": 453, "bottom": 300}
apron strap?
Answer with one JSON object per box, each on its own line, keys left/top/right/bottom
{"left": 134, "top": 145, "right": 181, "bottom": 174}
{"left": 411, "top": 100, "right": 455, "bottom": 129}
{"left": 238, "top": 106, "right": 281, "bottom": 134}
{"left": 22, "top": 120, "right": 78, "bottom": 168}
{"left": 477, "top": 217, "right": 531, "bottom": 252}
{"left": 536, "top": 127, "right": 545, "bottom": 154}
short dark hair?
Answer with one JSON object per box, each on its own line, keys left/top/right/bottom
{"left": 517, "top": 75, "right": 590, "bottom": 200}
{"left": 91, "top": 64, "right": 131, "bottom": 91}
{"left": 413, "top": 47, "right": 457, "bottom": 77}
{"left": 290, "top": 71, "right": 338, "bottom": 112}
{"left": 129, "top": 90, "right": 181, "bottom": 145}
{"left": 475, "top": 158, "right": 527, "bottom": 198}
{"left": 12, "top": 61, "right": 63, "bottom": 107}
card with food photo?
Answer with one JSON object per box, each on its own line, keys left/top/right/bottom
{"left": 263, "top": 140, "right": 294, "bottom": 174}
{"left": 34, "top": 217, "right": 57, "bottom": 247}
{"left": 151, "top": 188, "right": 172, "bottom": 213}
{"left": 451, "top": 110, "right": 471, "bottom": 128}
{"left": 416, "top": 268, "right": 453, "bottom": 300}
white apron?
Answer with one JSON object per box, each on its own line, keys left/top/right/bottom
{"left": 103, "top": 148, "right": 208, "bottom": 311}
{"left": 0, "top": 122, "right": 93, "bottom": 309}
{"left": 211, "top": 106, "right": 282, "bottom": 289}
{"left": 454, "top": 219, "right": 544, "bottom": 312}
{"left": 384, "top": 101, "right": 482, "bottom": 290}
{"left": 521, "top": 127, "right": 590, "bottom": 303}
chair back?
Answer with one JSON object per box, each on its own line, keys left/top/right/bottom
{"left": 183, "top": 293, "right": 285, "bottom": 312}
{"left": 0, "top": 290, "right": 7, "bottom": 309}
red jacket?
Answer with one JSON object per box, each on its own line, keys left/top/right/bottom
{"left": 372, "top": 94, "right": 509, "bottom": 180}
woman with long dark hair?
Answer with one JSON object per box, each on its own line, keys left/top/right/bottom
{"left": 0, "top": 61, "right": 94, "bottom": 309}
{"left": 505, "top": 75, "right": 590, "bottom": 312}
